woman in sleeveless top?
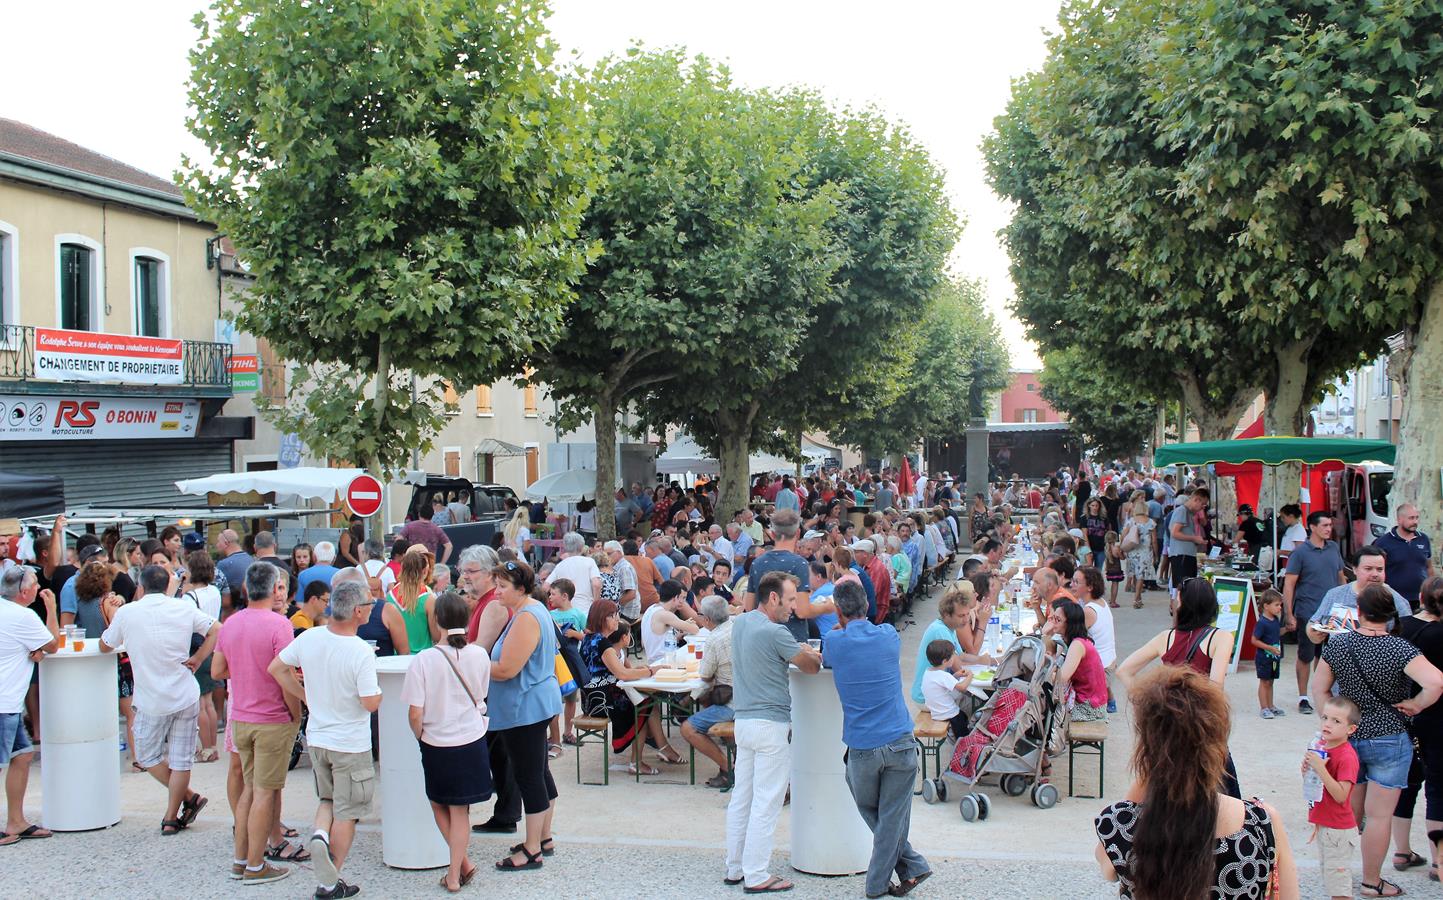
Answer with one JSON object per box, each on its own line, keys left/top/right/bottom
{"left": 387, "top": 546, "right": 438, "bottom": 652}
{"left": 488, "top": 559, "right": 562, "bottom": 871}
{"left": 1046, "top": 600, "right": 1108, "bottom": 721}
{"left": 1095, "top": 666, "right": 1298, "bottom": 899}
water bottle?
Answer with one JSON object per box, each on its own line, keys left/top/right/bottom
{"left": 1009, "top": 603, "right": 1021, "bottom": 633}
{"left": 1302, "top": 732, "right": 1328, "bottom": 804}
{"left": 985, "top": 611, "right": 1000, "bottom": 649}
{"left": 662, "top": 628, "right": 677, "bottom": 664}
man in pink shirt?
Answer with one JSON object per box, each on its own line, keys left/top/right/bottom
{"left": 212, "top": 561, "right": 298, "bottom": 884}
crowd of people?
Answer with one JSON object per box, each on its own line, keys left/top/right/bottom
{"left": 0, "top": 457, "right": 1440, "bottom": 898}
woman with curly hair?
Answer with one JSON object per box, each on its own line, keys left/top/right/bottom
{"left": 1094, "top": 666, "right": 1298, "bottom": 899}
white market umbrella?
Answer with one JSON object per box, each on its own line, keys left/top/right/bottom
{"left": 175, "top": 467, "right": 365, "bottom": 502}
{"left": 523, "top": 468, "right": 597, "bottom": 504}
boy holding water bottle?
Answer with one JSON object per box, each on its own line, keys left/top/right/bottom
{"left": 1302, "top": 696, "right": 1360, "bottom": 900}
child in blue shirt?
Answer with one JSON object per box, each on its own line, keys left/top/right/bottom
{"left": 1251, "top": 589, "right": 1285, "bottom": 719}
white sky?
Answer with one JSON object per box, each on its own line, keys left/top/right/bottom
{"left": 6, "top": 0, "right": 1059, "bottom": 365}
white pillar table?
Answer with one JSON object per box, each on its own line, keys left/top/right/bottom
{"left": 788, "top": 668, "right": 873, "bottom": 876}
{"left": 39, "top": 645, "right": 120, "bottom": 831}
{"left": 374, "top": 655, "right": 448, "bottom": 869}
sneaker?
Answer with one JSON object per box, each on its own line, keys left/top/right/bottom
{"left": 309, "top": 832, "right": 338, "bottom": 888}
{"left": 1299, "top": 698, "right": 1314, "bottom": 714}
{"left": 230, "top": 862, "right": 245, "bottom": 881}
{"left": 315, "top": 879, "right": 361, "bottom": 899}
{"left": 1260, "top": 708, "right": 1276, "bottom": 719}
{"left": 1269, "top": 707, "right": 1287, "bottom": 717}
{"left": 241, "top": 863, "right": 292, "bottom": 885}
{"left": 1106, "top": 699, "right": 1117, "bottom": 714}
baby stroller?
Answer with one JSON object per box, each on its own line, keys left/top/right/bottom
{"left": 919, "top": 633, "right": 1071, "bottom": 820}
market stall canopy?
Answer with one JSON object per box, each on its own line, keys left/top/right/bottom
{"left": 475, "top": 438, "right": 527, "bottom": 457}
{"left": 0, "top": 472, "right": 65, "bottom": 519}
{"left": 1153, "top": 437, "right": 1395, "bottom": 468}
{"left": 175, "top": 467, "right": 366, "bottom": 502}
{"left": 524, "top": 468, "right": 596, "bottom": 504}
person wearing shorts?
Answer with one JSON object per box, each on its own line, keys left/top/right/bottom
{"left": 1283, "top": 513, "right": 1346, "bottom": 714}
{"left": 681, "top": 596, "right": 735, "bottom": 789}
{"left": 213, "top": 561, "right": 299, "bottom": 884}
{"left": 0, "top": 566, "right": 60, "bottom": 844}
{"left": 101, "top": 564, "right": 217, "bottom": 836}
{"left": 271, "top": 577, "right": 380, "bottom": 900}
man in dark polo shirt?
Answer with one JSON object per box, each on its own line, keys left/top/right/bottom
{"left": 1281, "top": 511, "right": 1347, "bottom": 714}
{"left": 1375, "top": 502, "right": 1434, "bottom": 611}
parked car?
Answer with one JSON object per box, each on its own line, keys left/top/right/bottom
{"left": 400, "top": 474, "right": 518, "bottom": 554}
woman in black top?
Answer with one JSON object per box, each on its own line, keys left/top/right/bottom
{"left": 1312, "top": 584, "right": 1443, "bottom": 896}
{"left": 1394, "top": 576, "right": 1443, "bottom": 877}
{"left": 1082, "top": 498, "right": 1110, "bottom": 570}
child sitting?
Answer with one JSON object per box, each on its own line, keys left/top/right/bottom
{"left": 921, "top": 639, "right": 974, "bottom": 740}
{"left": 1304, "top": 696, "right": 1360, "bottom": 900}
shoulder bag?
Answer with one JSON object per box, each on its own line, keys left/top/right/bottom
{"left": 435, "top": 645, "right": 482, "bottom": 709}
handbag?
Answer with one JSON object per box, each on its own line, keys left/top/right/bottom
{"left": 555, "top": 651, "right": 578, "bottom": 697}
{"left": 185, "top": 591, "right": 206, "bottom": 654}
{"left": 1120, "top": 523, "right": 1140, "bottom": 553}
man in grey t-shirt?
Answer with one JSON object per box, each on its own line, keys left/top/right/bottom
{"left": 1282, "top": 512, "right": 1346, "bottom": 713}
{"left": 724, "top": 571, "right": 821, "bottom": 892}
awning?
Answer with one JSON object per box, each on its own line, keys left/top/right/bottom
{"left": 1153, "top": 437, "right": 1395, "bottom": 468}
{"left": 175, "top": 466, "right": 365, "bottom": 502}
{"left": 655, "top": 433, "right": 797, "bottom": 476}
{"left": 476, "top": 438, "right": 527, "bottom": 457}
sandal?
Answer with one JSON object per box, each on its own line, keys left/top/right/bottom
{"left": 744, "top": 876, "right": 794, "bottom": 894}
{"left": 511, "top": 838, "right": 555, "bottom": 858}
{"left": 281, "top": 825, "right": 299, "bottom": 839}
{"left": 625, "top": 762, "right": 660, "bottom": 776}
{"left": 460, "top": 863, "right": 478, "bottom": 886}
{"left": 657, "top": 746, "right": 686, "bottom": 765}
{"left": 562, "top": 732, "right": 578, "bottom": 745}
{"left": 1361, "top": 878, "right": 1406, "bottom": 897}
{"left": 178, "top": 792, "right": 207, "bottom": 828}
{"left": 265, "top": 839, "right": 311, "bottom": 862}
{"left": 12, "top": 824, "right": 52, "bottom": 840}
{"left": 194, "top": 748, "right": 219, "bottom": 763}
{"left": 131, "top": 761, "right": 147, "bottom": 773}
{"left": 495, "top": 846, "right": 543, "bottom": 871}
{"left": 1393, "top": 851, "right": 1427, "bottom": 871}
{"left": 1133, "top": 600, "right": 1144, "bottom": 609}
{"left": 889, "top": 872, "right": 932, "bottom": 897}
{"left": 547, "top": 742, "right": 562, "bottom": 760}
{"left": 160, "top": 818, "right": 185, "bottom": 836}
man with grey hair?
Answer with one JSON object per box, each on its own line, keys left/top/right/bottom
{"left": 430, "top": 563, "right": 451, "bottom": 593}
{"left": 822, "top": 579, "right": 931, "bottom": 898}
{"left": 744, "top": 508, "right": 815, "bottom": 641}
{"left": 726, "top": 522, "right": 752, "bottom": 568}
{"left": 358, "top": 538, "right": 394, "bottom": 597}
{"left": 215, "top": 529, "right": 255, "bottom": 601}
{"left": 101, "top": 564, "right": 218, "bottom": 838}
{"left": 682, "top": 594, "right": 736, "bottom": 789}
{"left": 604, "top": 541, "right": 639, "bottom": 618}
{"left": 252, "top": 531, "right": 279, "bottom": 560}
{"left": 546, "top": 532, "right": 602, "bottom": 617}
{"left": 709, "top": 525, "right": 734, "bottom": 577}
{"left": 270, "top": 579, "right": 380, "bottom": 900}
{"left": 0, "top": 566, "right": 59, "bottom": 843}
{"left": 645, "top": 537, "right": 675, "bottom": 580}
{"left": 298, "top": 541, "right": 341, "bottom": 597}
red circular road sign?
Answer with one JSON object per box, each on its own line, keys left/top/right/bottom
{"left": 345, "top": 474, "right": 384, "bottom": 518}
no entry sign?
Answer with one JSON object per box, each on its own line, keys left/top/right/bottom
{"left": 346, "top": 474, "right": 384, "bottom": 517}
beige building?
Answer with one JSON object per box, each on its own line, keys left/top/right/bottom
{"left": 0, "top": 118, "right": 248, "bottom": 506}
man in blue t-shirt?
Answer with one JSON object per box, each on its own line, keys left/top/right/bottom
{"left": 744, "top": 509, "right": 814, "bottom": 641}
{"left": 1375, "top": 503, "right": 1434, "bottom": 610}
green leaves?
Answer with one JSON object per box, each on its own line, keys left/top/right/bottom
{"left": 182, "top": 0, "right": 600, "bottom": 473}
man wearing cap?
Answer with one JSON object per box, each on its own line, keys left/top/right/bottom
{"left": 1235, "top": 504, "right": 1269, "bottom": 563}
{"left": 851, "top": 539, "right": 893, "bottom": 624}
{"left": 799, "top": 529, "right": 826, "bottom": 562}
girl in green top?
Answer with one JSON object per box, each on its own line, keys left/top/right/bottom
{"left": 388, "top": 546, "right": 440, "bottom": 652}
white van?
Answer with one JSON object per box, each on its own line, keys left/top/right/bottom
{"left": 1324, "top": 461, "right": 1394, "bottom": 559}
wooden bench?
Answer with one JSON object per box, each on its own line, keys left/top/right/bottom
{"left": 1067, "top": 719, "right": 1108, "bottom": 799}
{"left": 574, "top": 715, "right": 610, "bottom": 786}
{"left": 710, "top": 720, "right": 736, "bottom": 771}
{"left": 913, "top": 709, "right": 951, "bottom": 793}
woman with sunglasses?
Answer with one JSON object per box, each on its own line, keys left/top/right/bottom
{"left": 487, "top": 560, "right": 560, "bottom": 871}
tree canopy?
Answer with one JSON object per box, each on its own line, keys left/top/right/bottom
{"left": 1038, "top": 348, "right": 1159, "bottom": 459}
{"left": 182, "top": 0, "right": 600, "bottom": 473}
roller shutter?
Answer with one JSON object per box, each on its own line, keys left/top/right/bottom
{"left": 0, "top": 439, "right": 233, "bottom": 509}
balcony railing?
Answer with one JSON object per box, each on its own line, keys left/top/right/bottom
{"left": 0, "top": 323, "right": 233, "bottom": 398}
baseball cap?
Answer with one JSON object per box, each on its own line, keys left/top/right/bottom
{"left": 1238, "top": 504, "right": 1253, "bottom": 514}
{"left": 802, "top": 530, "right": 825, "bottom": 541}
{"left": 847, "top": 539, "right": 875, "bottom": 554}
{"left": 77, "top": 543, "right": 107, "bottom": 565}
{"left": 1067, "top": 528, "right": 1085, "bottom": 541}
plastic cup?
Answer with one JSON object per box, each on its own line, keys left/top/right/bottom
{"left": 71, "top": 630, "right": 86, "bottom": 652}
{"left": 807, "top": 638, "right": 822, "bottom": 652}
{"left": 56, "top": 628, "right": 67, "bottom": 650}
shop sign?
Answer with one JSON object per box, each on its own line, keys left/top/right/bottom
{"left": 34, "top": 328, "right": 184, "bottom": 385}
{"left": 228, "top": 355, "right": 260, "bottom": 392}
{"left": 0, "top": 395, "right": 199, "bottom": 441}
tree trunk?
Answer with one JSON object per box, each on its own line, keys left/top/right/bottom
{"left": 716, "top": 405, "right": 756, "bottom": 524}
{"left": 1394, "top": 280, "right": 1443, "bottom": 543}
{"left": 1263, "top": 338, "right": 1315, "bottom": 509}
{"left": 1193, "top": 413, "right": 1238, "bottom": 526}
{"left": 593, "top": 391, "right": 618, "bottom": 542}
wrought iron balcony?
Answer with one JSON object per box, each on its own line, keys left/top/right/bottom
{"left": 0, "top": 323, "right": 233, "bottom": 398}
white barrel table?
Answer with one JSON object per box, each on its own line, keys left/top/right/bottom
{"left": 374, "top": 655, "right": 448, "bottom": 869}
{"left": 788, "top": 667, "right": 873, "bottom": 875}
{"left": 39, "top": 645, "right": 120, "bottom": 831}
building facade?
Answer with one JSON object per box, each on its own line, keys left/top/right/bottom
{"left": 0, "top": 118, "right": 247, "bottom": 509}
{"left": 990, "top": 368, "right": 1064, "bottom": 424}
